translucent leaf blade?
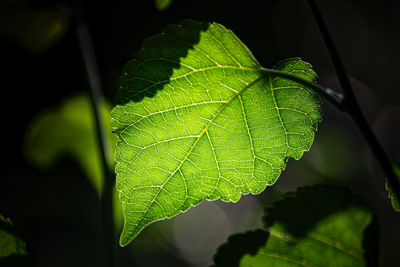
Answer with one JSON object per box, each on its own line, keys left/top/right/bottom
{"left": 112, "top": 20, "right": 322, "bottom": 246}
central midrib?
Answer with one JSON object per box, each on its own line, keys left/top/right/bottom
{"left": 132, "top": 72, "right": 268, "bottom": 231}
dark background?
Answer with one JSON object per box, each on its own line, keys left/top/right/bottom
{"left": 1, "top": 0, "right": 400, "bottom": 266}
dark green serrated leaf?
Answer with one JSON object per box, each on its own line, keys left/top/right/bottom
{"left": 213, "top": 186, "right": 378, "bottom": 267}
{"left": 112, "top": 19, "right": 322, "bottom": 246}
{"left": 212, "top": 229, "right": 269, "bottom": 267}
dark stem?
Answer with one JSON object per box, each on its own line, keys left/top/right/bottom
{"left": 306, "top": 0, "right": 400, "bottom": 203}
{"left": 76, "top": 22, "right": 116, "bottom": 267}
{"left": 260, "top": 67, "right": 343, "bottom": 111}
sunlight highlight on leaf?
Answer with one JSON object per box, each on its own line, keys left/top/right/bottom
{"left": 112, "top": 20, "right": 322, "bottom": 246}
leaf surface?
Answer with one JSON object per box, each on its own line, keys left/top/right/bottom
{"left": 112, "top": 20, "right": 322, "bottom": 245}
{"left": 213, "top": 187, "right": 378, "bottom": 267}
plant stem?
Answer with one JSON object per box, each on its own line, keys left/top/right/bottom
{"left": 76, "top": 22, "right": 116, "bottom": 267}
{"left": 306, "top": 0, "right": 400, "bottom": 203}
{"left": 260, "top": 67, "right": 343, "bottom": 111}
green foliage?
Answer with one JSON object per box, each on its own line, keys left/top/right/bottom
{"left": 0, "top": 215, "right": 26, "bottom": 259}
{"left": 0, "top": 1, "right": 70, "bottom": 54}
{"left": 213, "top": 186, "right": 378, "bottom": 267}
{"left": 155, "top": 0, "right": 172, "bottom": 11}
{"left": 386, "top": 165, "right": 400, "bottom": 212}
{"left": 24, "top": 93, "right": 117, "bottom": 194}
{"left": 112, "top": 20, "right": 322, "bottom": 246}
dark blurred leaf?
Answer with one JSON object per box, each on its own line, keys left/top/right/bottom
{"left": 0, "top": 2, "right": 70, "bottom": 54}
{"left": 0, "top": 215, "right": 26, "bottom": 259}
{"left": 213, "top": 186, "right": 378, "bottom": 267}
{"left": 24, "top": 93, "right": 117, "bottom": 195}
{"left": 386, "top": 165, "right": 400, "bottom": 212}
{"left": 155, "top": 0, "right": 173, "bottom": 11}
{"left": 212, "top": 229, "right": 269, "bottom": 267}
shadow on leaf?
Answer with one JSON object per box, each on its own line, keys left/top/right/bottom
{"left": 262, "top": 185, "right": 364, "bottom": 237}
{"left": 115, "top": 19, "right": 209, "bottom": 104}
{"left": 213, "top": 185, "right": 379, "bottom": 267}
{"left": 212, "top": 229, "right": 269, "bottom": 267}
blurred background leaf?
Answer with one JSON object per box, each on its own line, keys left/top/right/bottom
{"left": 0, "top": 215, "right": 26, "bottom": 258}
{"left": 155, "top": 0, "right": 173, "bottom": 11}
{"left": 0, "top": 214, "right": 27, "bottom": 267}
{"left": 0, "top": 0, "right": 70, "bottom": 54}
{"left": 24, "top": 93, "right": 117, "bottom": 194}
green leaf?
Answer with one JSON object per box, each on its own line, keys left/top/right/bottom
{"left": 155, "top": 0, "right": 172, "bottom": 11}
{"left": 0, "top": 215, "right": 26, "bottom": 259}
{"left": 24, "top": 93, "right": 117, "bottom": 194}
{"left": 213, "top": 229, "right": 269, "bottom": 267}
{"left": 213, "top": 186, "right": 378, "bottom": 267}
{"left": 386, "top": 165, "right": 400, "bottom": 212}
{"left": 0, "top": 2, "right": 70, "bottom": 54}
{"left": 112, "top": 20, "right": 322, "bottom": 246}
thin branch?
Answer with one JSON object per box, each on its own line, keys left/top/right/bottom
{"left": 306, "top": 0, "right": 400, "bottom": 204}
{"left": 76, "top": 22, "right": 116, "bottom": 267}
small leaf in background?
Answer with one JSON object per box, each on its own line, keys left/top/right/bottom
{"left": 213, "top": 186, "right": 379, "bottom": 267}
{"left": 386, "top": 165, "right": 400, "bottom": 212}
{"left": 155, "top": 0, "right": 173, "bottom": 11}
{"left": 0, "top": 1, "right": 70, "bottom": 54}
{"left": 0, "top": 215, "right": 26, "bottom": 259}
{"left": 112, "top": 19, "right": 322, "bottom": 245}
{"left": 24, "top": 93, "right": 117, "bottom": 195}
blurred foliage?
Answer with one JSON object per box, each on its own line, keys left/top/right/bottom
{"left": 113, "top": 183, "right": 123, "bottom": 231}
{"left": 0, "top": 215, "right": 26, "bottom": 259}
{"left": 386, "top": 165, "right": 400, "bottom": 212}
{"left": 155, "top": 0, "right": 173, "bottom": 11}
{"left": 0, "top": 0, "right": 70, "bottom": 54}
{"left": 24, "top": 93, "right": 124, "bottom": 233}
{"left": 24, "top": 93, "right": 117, "bottom": 195}
{"left": 213, "top": 186, "right": 378, "bottom": 267}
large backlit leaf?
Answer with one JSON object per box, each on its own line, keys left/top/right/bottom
{"left": 112, "top": 20, "right": 322, "bottom": 246}
{"left": 24, "top": 93, "right": 117, "bottom": 194}
{"left": 213, "top": 186, "right": 378, "bottom": 267}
